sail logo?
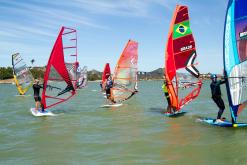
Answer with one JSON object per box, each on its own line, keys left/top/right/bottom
{"left": 128, "top": 44, "right": 137, "bottom": 53}
{"left": 181, "top": 45, "right": 192, "bottom": 52}
{"left": 130, "top": 58, "right": 136, "bottom": 65}
{"left": 239, "top": 31, "right": 247, "bottom": 39}
{"left": 185, "top": 51, "right": 200, "bottom": 78}
{"left": 176, "top": 24, "right": 188, "bottom": 34}
{"left": 16, "top": 68, "right": 28, "bottom": 76}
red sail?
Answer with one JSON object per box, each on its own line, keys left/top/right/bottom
{"left": 164, "top": 5, "right": 202, "bottom": 111}
{"left": 102, "top": 63, "right": 111, "bottom": 83}
{"left": 42, "top": 27, "right": 77, "bottom": 109}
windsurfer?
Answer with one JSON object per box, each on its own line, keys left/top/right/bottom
{"left": 210, "top": 74, "right": 226, "bottom": 122}
{"left": 100, "top": 81, "right": 103, "bottom": 91}
{"left": 77, "top": 77, "right": 85, "bottom": 88}
{"left": 105, "top": 74, "right": 115, "bottom": 104}
{"left": 162, "top": 80, "right": 175, "bottom": 114}
{"left": 33, "top": 79, "right": 44, "bottom": 112}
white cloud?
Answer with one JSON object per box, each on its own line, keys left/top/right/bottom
{"left": 0, "top": 0, "right": 226, "bottom": 73}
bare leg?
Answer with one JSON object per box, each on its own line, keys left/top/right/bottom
{"left": 35, "top": 101, "right": 39, "bottom": 111}
{"left": 166, "top": 105, "right": 171, "bottom": 113}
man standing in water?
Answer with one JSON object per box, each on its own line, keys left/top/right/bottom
{"left": 33, "top": 79, "right": 45, "bottom": 112}
{"left": 210, "top": 74, "right": 226, "bottom": 122}
{"left": 162, "top": 80, "right": 175, "bottom": 114}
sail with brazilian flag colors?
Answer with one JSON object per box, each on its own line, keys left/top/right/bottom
{"left": 41, "top": 27, "right": 78, "bottom": 109}
{"left": 110, "top": 40, "right": 138, "bottom": 103}
{"left": 164, "top": 5, "right": 202, "bottom": 112}
{"left": 12, "top": 53, "right": 34, "bottom": 95}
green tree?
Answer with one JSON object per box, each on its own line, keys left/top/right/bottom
{"left": 30, "top": 68, "right": 44, "bottom": 79}
{"left": 0, "top": 67, "right": 13, "bottom": 80}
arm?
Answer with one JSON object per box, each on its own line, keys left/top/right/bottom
{"left": 220, "top": 79, "right": 226, "bottom": 85}
{"left": 38, "top": 84, "right": 44, "bottom": 88}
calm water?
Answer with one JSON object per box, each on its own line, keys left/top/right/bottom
{"left": 0, "top": 81, "right": 247, "bottom": 165}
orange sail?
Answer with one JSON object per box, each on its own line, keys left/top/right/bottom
{"left": 164, "top": 5, "right": 202, "bottom": 111}
{"left": 111, "top": 40, "right": 138, "bottom": 103}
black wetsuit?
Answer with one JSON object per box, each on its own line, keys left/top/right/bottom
{"left": 33, "top": 84, "right": 42, "bottom": 102}
{"left": 210, "top": 80, "right": 226, "bottom": 119}
{"left": 100, "top": 82, "right": 103, "bottom": 90}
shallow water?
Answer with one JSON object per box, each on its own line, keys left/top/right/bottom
{"left": 0, "top": 81, "right": 247, "bottom": 165}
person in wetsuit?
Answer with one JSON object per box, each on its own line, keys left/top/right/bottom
{"left": 162, "top": 80, "right": 175, "bottom": 114}
{"left": 100, "top": 81, "right": 103, "bottom": 91}
{"left": 105, "top": 75, "right": 115, "bottom": 104}
{"left": 33, "top": 79, "right": 44, "bottom": 112}
{"left": 210, "top": 74, "right": 226, "bottom": 122}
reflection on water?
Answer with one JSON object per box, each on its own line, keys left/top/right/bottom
{"left": 1, "top": 81, "right": 247, "bottom": 164}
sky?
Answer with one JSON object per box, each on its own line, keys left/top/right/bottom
{"left": 0, "top": 0, "right": 227, "bottom": 73}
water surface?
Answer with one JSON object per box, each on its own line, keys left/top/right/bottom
{"left": 0, "top": 81, "right": 247, "bottom": 165}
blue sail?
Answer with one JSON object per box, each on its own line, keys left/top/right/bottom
{"left": 223, "top": 0, "right": 247, "bottom": 123}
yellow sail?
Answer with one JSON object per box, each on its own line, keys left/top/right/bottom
{"left": 12, "top": 53, "right": 34, "bottom": 95}
{"left": 13, "top": 75, "right": 32, "bottom": 95}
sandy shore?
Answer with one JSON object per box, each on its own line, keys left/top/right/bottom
{"left": 0, "top": 78, "right": 14, "bottom": 84}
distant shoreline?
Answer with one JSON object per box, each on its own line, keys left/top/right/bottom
{"left": 0, "top": 79, "right": 103, "bottom": 84}
{"left": 0, "top": 79, "right": 198, "bottom": 84}
{"left": 0, "top": 78, "right": 14, "bottom": 84}
{"left": 0, "top": 79, "right": 164, "bottom": 84}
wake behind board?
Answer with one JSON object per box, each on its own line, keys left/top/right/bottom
{"left": 101, "top": 103, "right": 123, "bottom": 108}
{"left": 30, "top": 108, "right": 56, "bottom": 117}
{"left": 15, "top": 94, "right": 31, "bottom": 97}
{"left": 164, "top": 110, "right": 186, "bottom": 117}
{"left": 197, "top": 118, "right": 247, "bottom": 128}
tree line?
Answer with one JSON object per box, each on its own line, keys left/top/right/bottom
{"left": 0, "top": 67, "right": 45, "bottom": 80}
{"left": 0, "top": 67, "right": 13, "bottom": 80}
{"left": 0, "top": 67, "right": 101, "bottom": 81}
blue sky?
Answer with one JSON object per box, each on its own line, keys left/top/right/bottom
{"left": 0, "top": 0, "right": 227, "bottom": 73}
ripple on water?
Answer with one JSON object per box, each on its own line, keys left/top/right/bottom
{"left": 1, "top": 81, "right": 247, "bottom": 164}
